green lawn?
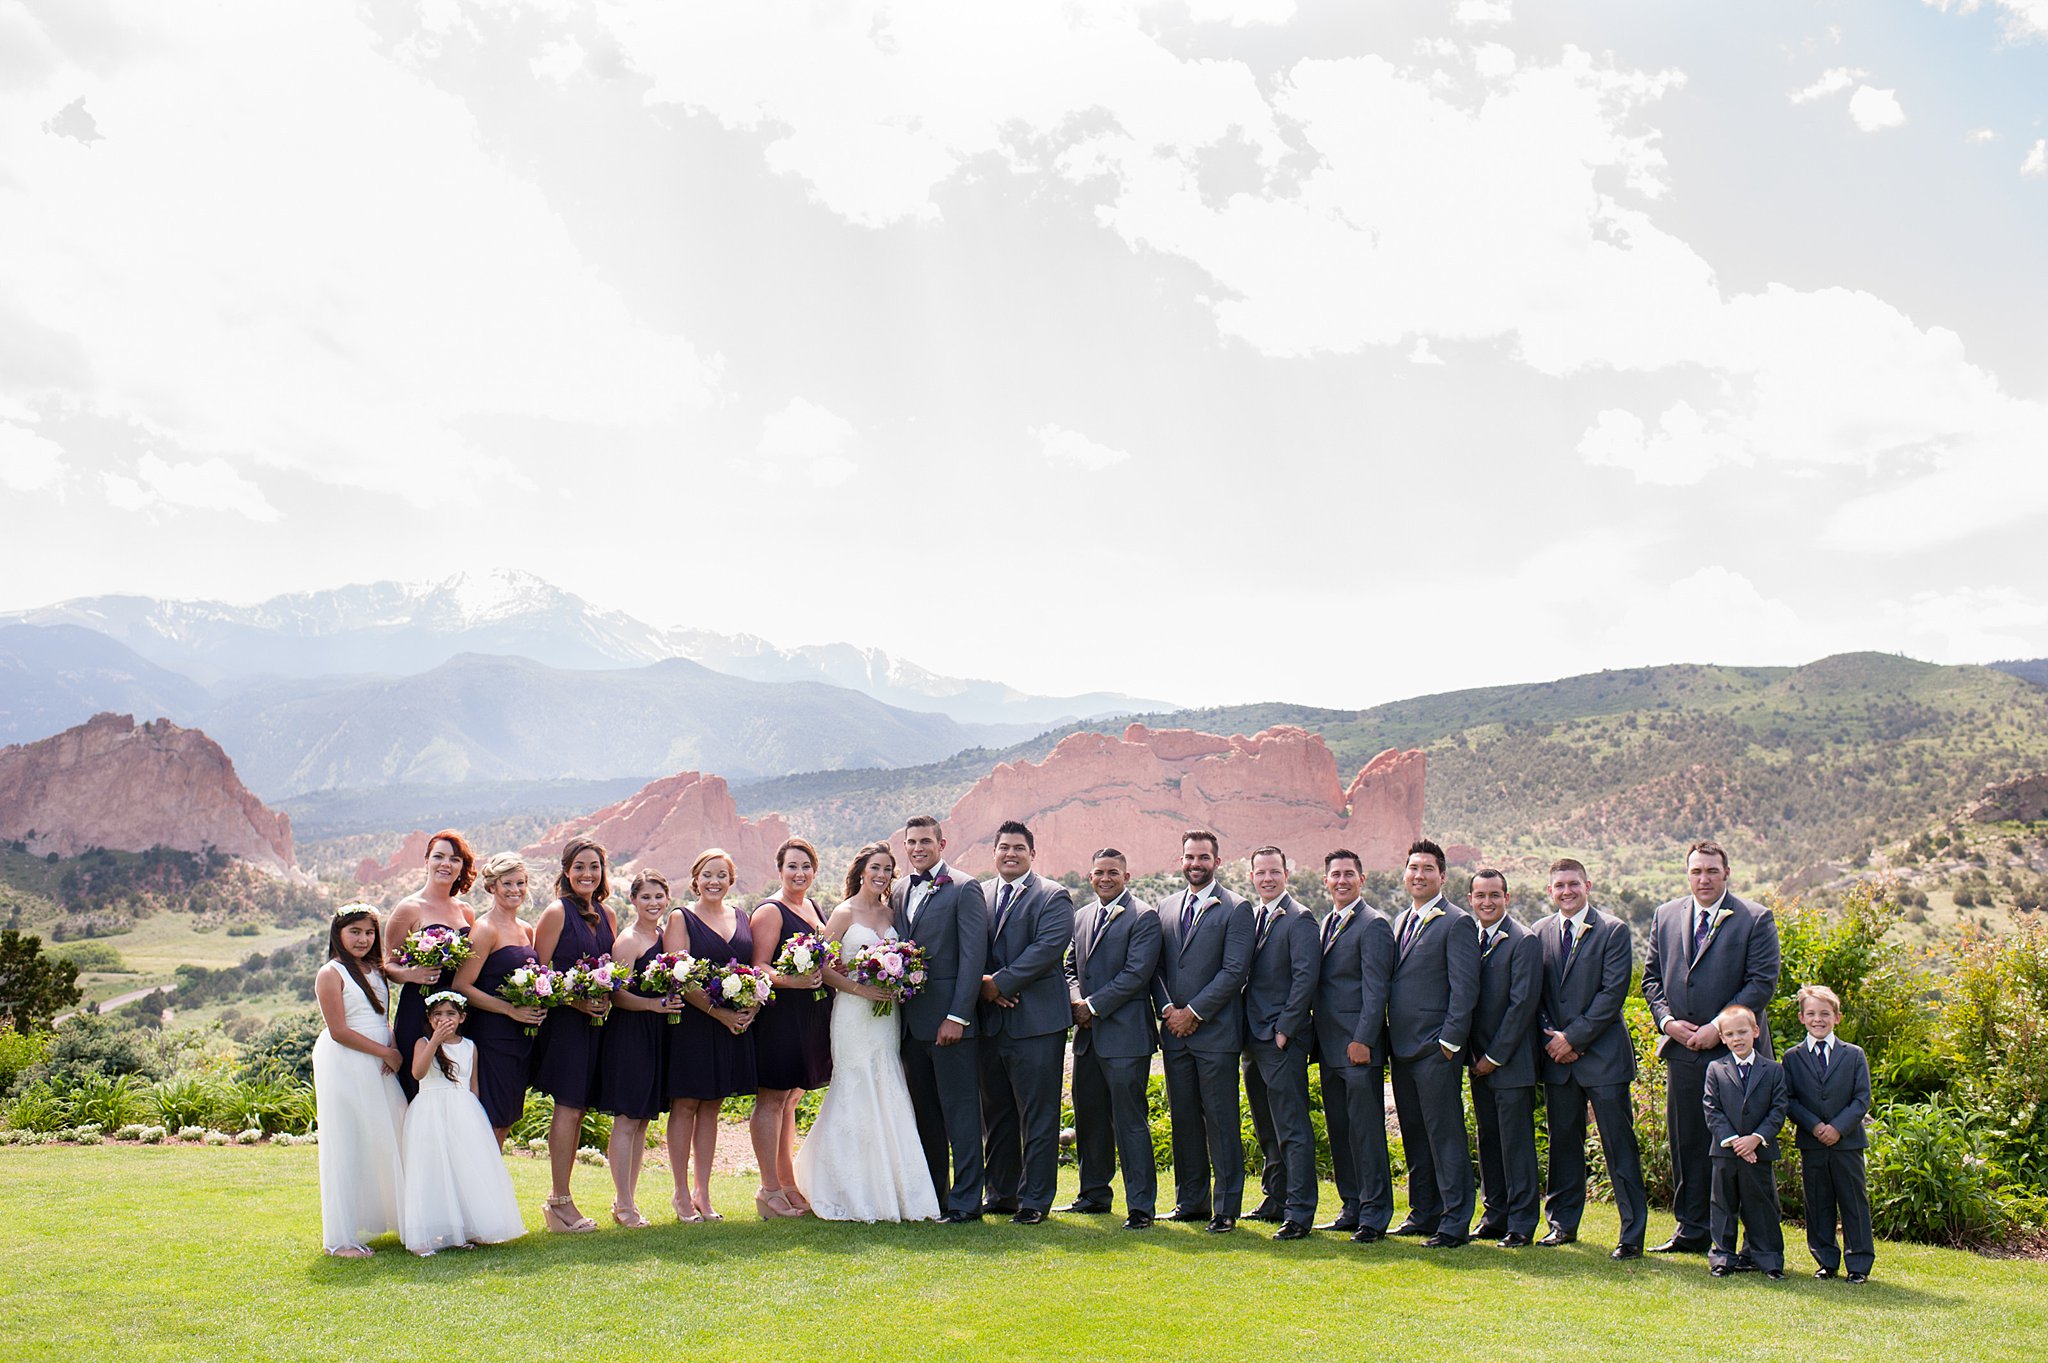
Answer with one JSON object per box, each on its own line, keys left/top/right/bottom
{"left": 5, "top": 1148, "right": 2043, "bottom": 1361}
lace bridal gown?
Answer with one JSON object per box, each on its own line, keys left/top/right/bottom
{"left": 792, "top": 921, "right": 941, "bottom": 1222}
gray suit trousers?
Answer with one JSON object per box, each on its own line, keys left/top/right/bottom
{"left": 1390, "top": 1047, "right": 1474, "bottom": 1236}
{"left": 1244, "top": 1039, "right": 1317, "bottom": 1222}
{"left": 1163, "top": 1047, "right": 1245, "bottom": 1218}
{"left": 1545, "top": 1074, "right": 1648, "bottom": 1245}
{"left": 1666, "top": 1051, "right": 1715, "bottom": 1240}
{"left": 902, "top": 1031, "right": 983, "bottom": 1218}
{"left": 1471, "top": 1071, "right": 1539, "bottom": 1236}
{"left": 1320, "top": 1059, "right": 1392, "bottom": 1231}
{"left": 1071, "top": 1046, "right": 1156, "bottom": 1214}
{"left": 979, "top": 1031, "right": 1065, "bottom": 1213}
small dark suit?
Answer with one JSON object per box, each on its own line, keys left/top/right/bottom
{"left": 1386, "top": 895, "right": 1480, "bottom": 1238}
{"left": 1241, "top": 894, "right": 1320, "bottom": 1225}
{"left": 1783, "top": 1035, "right": 1874, "bottom": 1276}
{"left": 1468, "top": 915, "right": 1542, "bottom": 1238}
{"left": 1642, "top": 892, "right": 1782, "bottom": 1243}
{"left": 977, "top": 870, "right": 1076, "bottom": 1216}
{"left": 1311, "top": 901, "right": 1396, "bottom": 1233}
{"left": 1703, "top": 1052, "right": 1787, "bottom": 1272}
{"left": 1066, "top": 891, "right": 1163, "bottom": 1216}
{"left": 1151, "top": 883, "right": 1255, "bottom": 1220}
{"left": 1534, "top": 907, "right": 1648, "bottom": 1247}
{"left": 892, "top": 862, "right": 988, "bottom": 1218}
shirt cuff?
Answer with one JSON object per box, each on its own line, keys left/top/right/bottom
{"left": 1188, "top": 1006, "right": 1204, "bottom": 1023}
{"left": 1484, "top": 1053, "right": 1503, "bottom": 1067}
{"left": 1719, "top": 1135, "right": 1738, "bottom": 1148}
{"left": 1081, "top": 998, "right": 1097, "bottom": 1018}
{"left": 1439, "top": 1040, "right": 1460, "bottom": 1055}
{"left": 945, "top": 1014, "right": 969, "bottom": 1027}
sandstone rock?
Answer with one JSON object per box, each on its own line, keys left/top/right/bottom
{"left": 1967, "top": 772, "right": 2048, "bottom": 824}
{"left": 0, "top": 712, "right": 296, "bottom": 873}
{"left": 933, "top": 722, "right": 1425, "bottom": 876}
{"left": 353, "top": 830, "right": 438, "bottom": 890}
{"left": 521, "top": 771, "right": 792, "bottom": 896}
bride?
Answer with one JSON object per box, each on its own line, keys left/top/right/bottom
{"left": 792, "top": 841, "right": 941, "bottom": 1223}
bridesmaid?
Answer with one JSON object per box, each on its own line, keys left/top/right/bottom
{"left": 451, "top": 852, "right": 547, "bottom": 1143}
{"left": 664, "top": 848, "right": 760, "bottom": 1222}
{"left": 595, "top": 869, "right": 682, "bottom": 1227}
{"left": 528, "top": 836, "right": 617, "bottom": 1233}
{"left": 749, "top": 835, "right": 833, "bottom": 1216}
{"left": 382, "top": 830, "right": 478, "bottom": 1102}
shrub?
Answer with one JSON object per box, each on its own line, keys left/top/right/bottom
{"left": 1939, "top": 922, "right": 2048, "bottom": 1188}
{"left": 0, "top": 1028, "right": 49, "bottom": 1093}
{"left": 51, "top": 942, "right": 130, "bottom": 973}
{"left": 113, "top": 1123, "right": 147, "bottom": 1140}
{"left": 68, "top": 1073, "right": 149, "bottom": 1130}
{"left": 3, "top": 1084, "right": 67, "bottom": 1132}
{"left": 34, "top": 1013, "right": 162, "bottom": 1089}
{"left": 139, "top": 1125, "right": 166, "bottom": 1144}
{"left": 201, "top": 1131, "right": 230, "bottom": 1146}
{"left": 75, "top": 1128, "right": 103, "bottom": 1145}
{"left": 236, "top": 1011, "right": 320, "bottom": 1086}
{"left": 234, "top": 1129, "right": 263, "bottom": 1145}
{"left": 176, "top": 1126, "right": 207, "bottom": 1141}
{"left": 1868, "top": 1100, "right": 2011, "bottom": 1246}
{"left": 509, "top": 1090, "right": 610, "bottom": 1149}
{"left": 217, "top": 1070, "right": 315, "bottom": 1135}
{"left": 149, "top": 1077, "right": 219, "bottom": 1132}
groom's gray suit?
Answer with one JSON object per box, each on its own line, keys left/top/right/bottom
{"left": 1152, "top": 883, "right": 1254, "bottom": 1220}
{"left": 893, "top": 861, "right": 987, "bottom": 1218}
{"left": 977, "top": 869, "right": 1076, "bottom": 1216}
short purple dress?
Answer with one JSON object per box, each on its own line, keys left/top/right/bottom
{"left": 596, "top": 942, "right": 668, "bottom": 1121}
{"left": 666, "top": 908, "right": 758, "bottom": 1102}
{"left": 751, "top": 901, "right": 834, "bottom": 1091}
{"left": 527, "top": 903, "right": 615, "bottom": 1109}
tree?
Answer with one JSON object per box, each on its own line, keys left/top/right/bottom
{"left": 0, "top": 930, "right": 83, "bottom": 1033}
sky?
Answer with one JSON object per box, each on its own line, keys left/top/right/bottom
{"left": 2, "top": 0, "right": 2046, "bottom": 711}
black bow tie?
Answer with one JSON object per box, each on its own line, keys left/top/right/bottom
{"left": 910, "top": 872, "right": 935, "bottom": 887}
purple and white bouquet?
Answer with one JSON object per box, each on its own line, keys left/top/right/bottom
{"left": 633, "top": 951, "right": 706, "bottom": 1025}
{"left": 773, "top": 932, "right": 839, "bottom": 1001}
{"left": 704, "top": 962, "right": 775, "bottom": 1013}
{"left": 496, "top": 960, "right": 560, "bottom": 1037}
{"left": 560, "top": 954, "right": 621, "bottom": 1027}
{"left": 845, "top": 937, "right": 928, "bottom": 1017}
{"left": 393, "top": 923, "right": 473, "bottom": 976}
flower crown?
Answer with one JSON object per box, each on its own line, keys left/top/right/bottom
{"left": 332, "top": 901, "right": 380, "bottom": 920}
{"left": 424, "top": 991, "right": 468, "bottom": 1010}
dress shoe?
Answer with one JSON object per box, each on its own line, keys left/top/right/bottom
{"left": 1650, "top": 1235, "right": 1708, "bottom": 1254}
{"left": 1765, "top": 1269, "right": 1785, "bottom": 1281}
{"left": 1204, "top": 1216, "right": 1236, "bottom": 1233}
{"left": 1474, "top": 1221, "right": 1508, "bottom": 1240}
{"left": 980, "top": 1201, "right": 1020, "bottom": 1217}
{"left": 1388, "top": 1219, "right": 1431, "bottom": 1236}
{"left": 1274, "top": 1220, "right": 1310, "bottom": 1241}
{"left": 1710, "top": 1264, "right": 1732, "bottom": 1278}
{"left": 1121, "top": 1211, "right": 1154, "bottom": 1230}
{"left": 937, "top": 1210, "right": 982, "bottom": 1224}
{"left": 1537, "top": 1229, "right": 1576, "bottom": 1247}
{"left": 1499, "top": 1232, "right": 1531, "bottom": 1248}
{"left": 1318, "top": 1216, "right": 1359, "bottom": 1233}
{"left": 1167, "top": 1207, "right": 1211, "bottom": 1223}
{"left": 1847, "top": 1272, "right": 1869, "bottom": 1284}
{"left": 1010, "top": 1208, "right": 1045, "bottom": 1226}
{"left": 1814, "top": 1267, "right": 1837, "bottom": 1280}
{"left": 1610, "top": 1243, "right": 1643, "bottom": 1261}
{"left": 1246, "top": 1203, "right": 1286, "bottom": 1223}
{"left": 1422, "top": 1233, "right": 1470, "bottom": 1248}
{"left": 1349, "top": 1226, "right": 1384, "bottom": 1243}
{"left": 1731, "top": 1259, "right": 1759, "bottom": 1273}
{"left": 1060, "top": 1200, "right": 1112, "bottom": 1215}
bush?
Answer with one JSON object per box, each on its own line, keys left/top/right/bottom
{"left": 236, "top": 1011, "right": 320, "bottom": 1086}
{"left": 51, "top": 942, "right": 130, "bottom": 973}
{"left": 0, "top": 1028, "right": 49, "bottom": 1093}
{"left": 2, "top": 1082, "right": 68, "bottom": 1132}
{"left": 149, "top": 1077, "right": 219, "bottom": 1132}
{"left": 509, "top": 1090, "right": 612, "bottom": 1149}
{"left": 34, "top": 1014, "right": 162, "bottom": 1089}
{"left": 216, "top": 1070, "right": 315, "bottom": 1136}
{"left": 139, "top": 1125, "right": 166, "bottom": 1143}
{"left": 1868, "top": 1100, "right": 2011, "bottom": 1246}
{"left": 176, "top": 1126, "right": 207, "bottom": 1142}
{"left": 1940, "top": 922, "right": 2048, "bottom": 1188}
{"left": 68, "top": 1073, "right": 149, "bottom": 1129}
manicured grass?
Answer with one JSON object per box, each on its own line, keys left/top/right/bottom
{"left": 5, "top": 1147, "right": 2044, "bottom": 1361}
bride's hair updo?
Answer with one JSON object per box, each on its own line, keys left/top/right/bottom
{"left": 843, "top": 841, "right": 896, "bottom": 902}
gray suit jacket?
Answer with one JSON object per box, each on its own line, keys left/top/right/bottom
{"left": 1065, "top": 892, "right": 1162, "bottom": 1059}
{"left": 1704, "top": 1054, "right": 1787, "bottom": 1160}
{"left": 1533, "top": 907, "right": 1636, "bottom": 1089}
{"left": 979, "top": 871, "right": 1075, "bottom": 1041}
{"left": 1470, "top": 915, "right": 1542, "bottom": 1088}
{"left": 1242, "top": 894, "right": 1318, "bottom": 1045}
{"left": 1642, "top": 892, "right": 1782, "bottom": 1060}
{"left": 1151, "top": 884, "right": 1254, "bottom": 1055}
{"left": 890, "top": 862, "right": 988, "bottom": 1042}
{"left": 1781, "top": 1038, "right": 1871, "bottom": 1152}
{"left": 1310, "top": 902, "right": 1394, "bottom": 1065}
{"left": 1385, "top": 897, "right": 1480, "bottom": 1063}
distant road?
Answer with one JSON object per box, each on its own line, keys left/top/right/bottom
{"left": 53, "top": 985, "right": 171, "bottom": 1027}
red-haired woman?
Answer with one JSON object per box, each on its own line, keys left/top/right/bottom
{"left": 383, "top": 831, "right": 479, "bottom": 1102}
{"left": 528, "top": 836, "right": 617, "bottom": 1232}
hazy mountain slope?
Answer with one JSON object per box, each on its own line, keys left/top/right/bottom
{"left": 0, "top": 624, "right": 212, "bottom": 741}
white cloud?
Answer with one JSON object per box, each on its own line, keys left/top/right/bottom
{"left": 757, "top": 399, "right": 859, "bottom": 486}
{"left": 1883, "top": 586, "right": 2048, "bottom": 661}
{"left": 1185, "top": 0, "right": 1297, "bottom": 24}
{"left": 0, "top": 421, "right": 65, "bottom": 492}
{"left": 1789, "top": 66, "right": 1864, "bottom": 103}
{"left": 101, "top": 452, "right": 279, "bottom": 521}
{"left": 1965, "top": 127, "right": 1998, "bottom": 142}
{"left": 2024, "top": 138, "right": 2048, "bottom": 176}
{"left": 1922, "top": 0, "right": 2048, "bottom": 42}
{"left": 1847, "top": 84, "right": 1906, "bottom": 131}
{"left": 1606, "top": 567, "right": 1812, "bottom": 662}
{"left": 1576, "top": 402, "right": 1747, "bottom": 486}
{"left": 1454, "top": 1, "right": 1513, "bottom": 27}
{"left": 1032, "top": 424, "right": 1130, "bottom": 471}
{"left": 531, "top": 36, "right": 585, "bottom": 83}
{"left": 1407, "top": 337, "right": 1444, "bottom": 365}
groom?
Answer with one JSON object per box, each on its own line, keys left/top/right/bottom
{"left": 893, "top": 815, "right": 989, "bottom": 1222}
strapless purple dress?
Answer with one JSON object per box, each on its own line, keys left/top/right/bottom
{"left": 527, "top": 904, "right": 615, "bottom": 1109}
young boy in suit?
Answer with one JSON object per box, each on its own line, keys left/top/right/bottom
{"left": 1702, "top": 1004, "right": 1787, "bottom": 1279}
{"left": 1782, "top": 984, "right": 1874, "bottom": 1283}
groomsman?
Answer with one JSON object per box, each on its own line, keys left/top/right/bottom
{"left": 892, "top": 815, "right": 988, "bottom": 1223}
{"left": 1640, "top": 840, "right": 1781, "bottom": 1254}
{"left": 1466, "top": 869, "right": 1542, "bottom": 1247}
{"left": 976, "top": 820, "right": 1075, "bottom": 1225}
{"left": 1064, "top": 848, "right": 1163, "bottom": 1229}
{"left": 1386, "top": 838, "right": 1480, "bottom": 1247}
{"left": 1152, "top": 829, "right": 1255, "bottom": 1233}
{"left": 1311, "top": 848, "right": 1396, "bottom": 1242}
{"left": 1534, "top": 857, "right": 1648, "bottom": 1257}
{"left": 1240, "top": 846, "right": 1320, "bottom": 1240}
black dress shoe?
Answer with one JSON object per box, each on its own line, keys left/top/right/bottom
{"left": 1537, "top": 1229, "right": 1576, "bottom": 1247}
{"left": 1318, "top": 1216, "right": 1359, "bottom": 1233}
{"left": 1010, "top": 1208, "right": 1045, "bottom": 1226}
{"left": 1710, "top": 1264, "right": 1732, "bottom": 1278}
{"left": 1765, "top": 1269, "right": 1785, "bottom": 1280}
{"left": 1060, "top": 1200, "right": 1112, "bottom": 1215}
{"left": 1422, "top": 1233, "right": 1470, "bottom": 1248}
{"left": 1650, "top": 1235, "right": 1708, "bottom": 1254}
{"left": 1499, "top": 1232, "right": 1531, "bottom": 1248}
{"left": 980, "top": 1201, "right": 1020, "bottom": 1217}
{"left": 1731, "top": 1260, "right": 1759, "bottom": 1273}
{"left": 1204, "top": 1216, "right": 1236, "bottom": 1233}
{"left": 1814, "top": 1267, "right": 1837, "bottom": 1280}
{"left": 1274, "top": 1220, "right": 1310, "bottom": 1241}
{"left": 1847, "top": 1272, "right": 1869, "bottom": 1284}
{"left": 1167, "top": 1207, "right": 1211, "bottom": 1223}
{"left": 1349, "top": 1226, "right": 1384, "bottom": 1243}
{"left": 1121, "top": 1211, "right": 1154, "bottom": 1230}
{"left": 1474, "top": 1221, "right": 1508, "bottom": 1240}
{"left": 1246, "top": 1203, "right": 1286, "bottom": 1223}
{"left": 1388, "top": 1219, "right": 1431, "bottom": 1236}
{"left": 1610, "top": 1243, "right": 1643, "bottom": 1260}
{"left": 937, "top": 1210, "right": 982, "bottom": 1224}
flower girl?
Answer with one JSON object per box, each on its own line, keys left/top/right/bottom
{"left": 399, "top": 992, "right": 527, "bottom": 1255}
{"left": 312, "top": 903, "right": 408, "bottom": 1257}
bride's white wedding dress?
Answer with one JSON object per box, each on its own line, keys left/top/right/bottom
{"left": 793, "top": 920, "right": 941, "bottom": 1222}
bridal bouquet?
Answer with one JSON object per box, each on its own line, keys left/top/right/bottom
{"left": 633, "top": 951, "right": 706, "bottom": 1025}
{"left": 497, "top": 961, "right": 560, "bottom": 1037}
{"left": 393, "top": 924, "right": 473, "bottom": 976}
{"left": 773, "top": 932, "right": 839, "bottom": 1001}
{"left": 845, "top": 938, "right": 928, "bottom": 1017}
{"left": 704, "top": 962, "right": 775, "bottom": 1012}
{"left": 560, "top": 954, "right": 621, "bottom": 1027}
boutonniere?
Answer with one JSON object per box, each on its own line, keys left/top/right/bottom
{"left": 1101, "top": 901, "right": 1122, "bottom": 925}
{"left": 1418, "top": 904, "right": 1445, "bottom": 927}
{"left": 933, "top": 873, "right": 953, "bottom": 889}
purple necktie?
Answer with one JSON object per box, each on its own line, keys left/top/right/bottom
{"left": 993, "top": 882, "right": 1017, "bottom": 939}
{"left": 1693, "top": 908, "right": 1713, "bottom": 959}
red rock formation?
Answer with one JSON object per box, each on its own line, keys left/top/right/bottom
{"left": 520, "top": 770, "right": 792, "bottom": 895}
{"left": 0, "top": 712, "right": 297, "bottom": 873}
{"left": 353, "top": 830, "right": 438, "bottom": 891}
{"left": 935, "top": 723, "right": 1425, "bottom": 876}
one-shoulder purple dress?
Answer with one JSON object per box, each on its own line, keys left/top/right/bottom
{"left": 596, "top": 942, "right": 668, "bottom": 1121}
{"left": 468, "top": 941, "right": 539, "bottom": 1129}
{"left": 666, "top": 908, "right": 758, "bottom": 1102}
{"left": 393, "top": 923, "right": 470, "bottom": 1103}
{"left": 528, "top": 903, "right": 615, "bottom": 1109}
{"left": 751, "top": 901, "right": 833, "bottom": 1091}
